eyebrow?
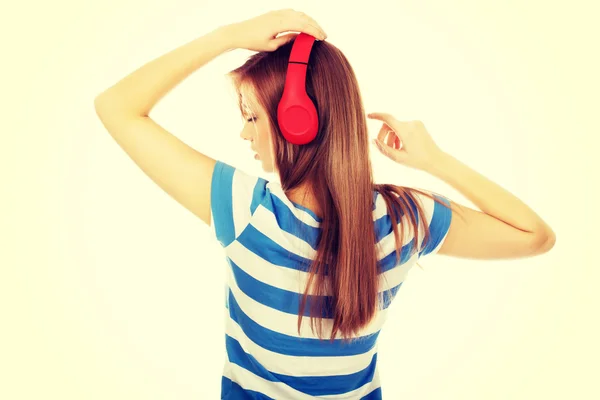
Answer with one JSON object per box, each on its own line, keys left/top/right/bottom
{"left": 241, "top": 99, "right": 257, "bottom": 115}
{"left": 237, "top": 87, "right": 261, "bottom": 118}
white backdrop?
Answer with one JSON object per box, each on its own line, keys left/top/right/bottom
{"left": 2, "top": 0, "right": 598, "bottom": 399}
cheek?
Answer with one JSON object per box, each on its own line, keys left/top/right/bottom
{"left": 258, "top": 126, "right": 273, "bottom": 154}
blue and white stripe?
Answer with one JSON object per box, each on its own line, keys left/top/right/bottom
{"left": 210, "top": 161, "right": 452, "bottom": 399}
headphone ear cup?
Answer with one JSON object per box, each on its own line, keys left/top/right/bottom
{"left": 277, "top": 33, "right": 319, "bottom": 145}
{"left": 277, "top": 90, "right": 318, "bottom": 145}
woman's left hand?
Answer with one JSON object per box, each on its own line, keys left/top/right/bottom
{"left": 223, "top": 9, "right": 327, "bottom": 52}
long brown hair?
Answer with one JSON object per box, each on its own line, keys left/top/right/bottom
{"left": 226, "top": 38, "right": 449, "bottom": 343}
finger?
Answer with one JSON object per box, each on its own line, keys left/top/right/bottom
{"left": 302, "top": 21, "right": 326, "bottom": 40}
{"left": 376, "top": 123, "right": 391, "bottom": 143}
{"left": 271, "top": 33, "right": 298, "bottom": 48}
{"left": 385, "top": 130, "right": 395, "bottom": 147}
{"left": 375, "top": 139, "right": 408, "bottom": 164}
{"left": 301, "top": 14, "right": 327, "bottom": 39}
{"left": 367, "top": 112, "right": 396, "bottom": 124}
{"left": 374, "top": 139, "right": 395, "bottom": 161}
{"left": 373, "top": 139, "right": 387, "bottom": 155}
{"left": 294, "top": 11, "right": 326, "bottom": 39}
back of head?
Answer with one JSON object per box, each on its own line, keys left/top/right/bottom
{"left": 226, "top": 38, "right": 427, "bottom": 343}
{"left": 228, "top": 38, "right": 372, "bottom": 188}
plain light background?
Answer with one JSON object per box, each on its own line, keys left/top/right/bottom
{"left": 2, "top": 0, "right": 598, "bottom": 399}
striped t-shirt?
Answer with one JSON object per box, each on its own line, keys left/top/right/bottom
{"left": 210, "top": 160, "right": 452, "bottom": 399}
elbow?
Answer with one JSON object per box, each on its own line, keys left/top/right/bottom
{"left": 94, "top": 94, "right": 113, "bottom": 112}
{"left": 94, "top": 92, "right": 122, "bottom": 113}
{"left": 94, "top": 95, "right": 109, "bottom": 116}
{"left": 537, "top": 230, "right": 556, "bottom": 254}
{"left": 94, "top": 94, "right": 144, "bottom": 118}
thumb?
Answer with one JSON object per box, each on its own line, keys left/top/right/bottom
{"left": 374, "top": 138, "right": 408, "bottom": 163}
{"left": 270, "top": 33, "right": 298, "bottom": 48}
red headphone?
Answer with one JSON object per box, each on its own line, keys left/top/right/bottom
{"left": 277, "top": 33, "right": 319, "bottom": 145}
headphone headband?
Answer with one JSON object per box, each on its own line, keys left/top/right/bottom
{"left": 288, "top": 33, "right": 315, "bottom": 63}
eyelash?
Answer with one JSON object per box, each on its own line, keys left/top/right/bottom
{"left": 246, "top": 117, "right": 257, "bottom": 122}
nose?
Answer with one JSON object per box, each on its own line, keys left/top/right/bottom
{"left": 240, "top": 124, "right": 254, "bottom": 141}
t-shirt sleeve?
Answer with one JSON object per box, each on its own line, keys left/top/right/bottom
{"left": 412, "top": 190, "right": 453, "bottom": 259}
{"left": 210, "top": 160, "right": 268, "bottom": 247}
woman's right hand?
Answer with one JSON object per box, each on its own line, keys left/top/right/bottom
{"left": 367, "top": 112, "right": 444, "bottom": 171}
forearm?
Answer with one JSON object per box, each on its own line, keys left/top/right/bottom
{"left": 94, "top": 25, "right": 235, "bottom": 117}
{"left": 427, "top": 152, "right": 555, "bottom": 237}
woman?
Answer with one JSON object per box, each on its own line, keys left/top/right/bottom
{"left": 94, "top": 9, "right": 556, "bottom": 400}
